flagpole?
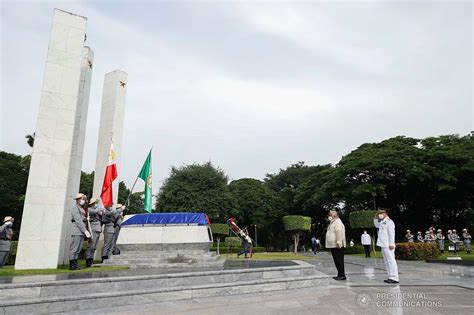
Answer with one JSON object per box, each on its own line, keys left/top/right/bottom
{"left": 124, "top": 147, "right": 153, "bottom": 209}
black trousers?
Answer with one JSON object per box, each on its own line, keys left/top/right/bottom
{"left": 330, "top": 247, "right": 345, "bottom": 277}
{"left": 363, "top": 245, "right": 371, "bottom": 258}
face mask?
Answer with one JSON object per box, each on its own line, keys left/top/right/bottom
{"left": 328, "top": 216, "right": 333, "bottom": 222}
{"left": 378, "top": 214, "right": 384, "bottom": 220}
{"left": 79, "top": 200, "right": 85, "bottom": 206}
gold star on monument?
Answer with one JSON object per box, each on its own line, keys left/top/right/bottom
{"left": 88, "top": 60, "right": 93, "bottom": 69}
{"left": 119, "top": 80, "right": 126, "bottom": 88}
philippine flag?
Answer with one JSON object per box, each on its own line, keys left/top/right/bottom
{"left": 100, "top": 142, "right": 118, "bottom": 207}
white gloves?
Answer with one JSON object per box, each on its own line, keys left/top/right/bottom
{"left": 84, "top": 230, "right": 91, "bottom": 238}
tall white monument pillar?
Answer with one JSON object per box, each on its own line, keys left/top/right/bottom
{"left": 15, "top": 9, "right": 90, "bottom": 269}
{"left": 60, "top": 46, "right": 94, "bottom": 264}
{"left": 92, "top": 70, "right": 127, "bottom": 260}
{"left": 92, "top": 70, "right": 128, "bottom": 201}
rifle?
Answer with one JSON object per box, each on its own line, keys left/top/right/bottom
{"left": 84, "top": 203, "right": 93, "bottom": 242}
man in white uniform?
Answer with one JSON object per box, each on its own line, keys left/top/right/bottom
{"left": 373, "top": 208, "right": 399, "bottom": 284}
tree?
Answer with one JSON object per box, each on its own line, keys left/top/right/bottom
{"left": 283, "top": 215, "right": 311, "bottom": 254}
{"left": 211, "top": 223, "right": 229, "bottom": 255}
{"left": 118, "top": 181, "right": 146, "bottom": 214}
{"left": 79, "top": 171, "right": 94, "bottom": 198}
{"left": 155, "top": 162, "right": 235, "bottom": 218}
{"left": 229, "top": 178, "right": 283, "bottom": 247}
{"left": 0, "top": 151, "right": 29, "bottom": 238}
{"left": 265, "top": 162, "right": 326, "bottom": 216}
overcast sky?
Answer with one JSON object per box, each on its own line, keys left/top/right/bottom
{"left": 1, "top": 0, "right": 472, "bottom": 192}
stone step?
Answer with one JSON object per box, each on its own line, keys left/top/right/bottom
{"left": 0, "top": 263, "right": 318, "bottom": 302}
{"left": 1, "top": 273, "right": 329, "bottom": 314}
{"left": 107, "top": 251, "right": 218, "bottom": 259}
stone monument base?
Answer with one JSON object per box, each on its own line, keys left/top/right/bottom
{"left": 103, "top": 243, "right": 224, "bottom": 268}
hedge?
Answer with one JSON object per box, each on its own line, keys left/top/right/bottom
{"left": 225, "top": 236, "right": 242, "bottom": 247}
{"left": 210, "top": 244, "right": 266, "bottom": 254}
{"left": 282, "top": 215, "right": 311, "bottom": 231}
{"left": 349, "top": 210, "right": 376, "bottom": 229}
{"left": 211, "top": 223, "right": 229, "bottom": 238}
{"left": 395, "top": 242, "right": 441, "bottom": 260}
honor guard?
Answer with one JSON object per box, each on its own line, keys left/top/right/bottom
{"left": 112, "top": 204, "right": 125, "bottom": 255}
{"left": 462, "top": 229, "right": 471, "bottom": 254}
{"left": 101, "top": 203, "right": 122, "bottom": 261}
{"left": 70, "top": 193, "right": 91, "bottom": 270}
{"left": 417, "top": 231, "right": 424, "bottom": 242}
{"left": 452, "top": 230, "right": 460, "bottom": 252}
{"left": 436, "top": 229, "right": 445, "bottom": 253}
{"left": 0, "top": 216, "right": 14, "bottom": 267}
{"left": 405, "top": 230, "right": 414, "bottom": 243}
{"left": 84, "top": 197, "right": 105, "bottom": 267}
{"left": 423, "top": 231, "right": 432, "bottom": 243}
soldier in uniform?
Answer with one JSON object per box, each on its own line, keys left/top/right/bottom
{"left": 462, "top": 229, "right": 471, "bottom": 254}
{"left": 373, "top": 209, "right": 399, "bottom": 284}
{"left": 417, "top": 231, "right": 424, "bottom": 242}
{"left": 436, "top": 229, "right": 445, "bottom": 253}
{"left": 0, "top": 216, "right": 14, "bottom": 267}
{"left": 405, "top": 230, "right": 414, "bottom": 243}
{"left": 112, "top": 204, "right": 125, "bottom": 255}
{"left": 423, "top": 231, "right": 432, "bottom": 243}
{"left": 70, "top": 193, "right": 91, "bottom": 270}
{"left": 101, "top": 203, "right": 122, "bottom": 261}
{"left": 84, "top": 198, "right": 105, "bottom": 267}
{"left": 452, "top": 230, "right": 460, "bottom": 252}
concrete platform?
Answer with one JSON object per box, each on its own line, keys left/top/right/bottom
{"left": 0, "top": 261, "right": 329, "bottom": 314}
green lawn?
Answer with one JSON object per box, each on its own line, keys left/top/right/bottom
{"left": 0, "top": 260, "right": 128, "bottom": 277}
{"left": 228, "top": 252, "right": 314, "bottom": 260}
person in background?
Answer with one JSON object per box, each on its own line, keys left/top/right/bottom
{"left": 325, "top": 210, "right": 346, "bottom": 281}
{"left": 462, "top": 229, "right": 471, "bottom": 254}
{"left": 315, "top": 237, "right": 321, "bottom": 253}
{"left": 361, "top": 230, "right": 371, "bottom": 258}
{"left": 237, "top": 237, "right": 252, "bottom": 259}
{"left": 436, "top": 229, "right": 445, "bottom": 253}
{"left": 311, "top": 236, "right": 317, "bottom": 254}
{"left": 349, "top": 239, "right": 354, "bottom": 247}
{"left": 405, "top": 230, "right": 414, "bottom": 243}
{"left": 417, "top": 231, "right": 424, "bottom": 242}
{"left": 452, "top": 230, "right": 460, "bottom": 253}
{"left": 373, "top": 209, "right": 399, "bottom": 284}
{"left": 70, "top": 193, "right": 91, "bottom": 270}
{"left": 0, "top": 216, "right": 14, "bottom": 267}
{"left": 423, "top": 231, "right": 432, "bottom": 243}
{"left": 447, "top": 230, "right": 455, "bottom": 253}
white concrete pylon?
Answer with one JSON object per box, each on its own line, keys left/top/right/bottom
{"left": 92, "top": 70, "right": 127, "bottom": 260}
{"left": 92, "top": 70, "right": 127, "bottom": 203}
{"left": 60, "top": 46, "right": 94, "bottom": 264}
{"left": 15, "top": 9, "right": 89, "bottom": 269}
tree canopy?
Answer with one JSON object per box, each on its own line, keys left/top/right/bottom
{"left": 155, "top": 162, "right": 235, "bottom": 219}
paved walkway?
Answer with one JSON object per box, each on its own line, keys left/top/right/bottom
{"left": 66, "top": 253, "right": 474, "bottom": 315}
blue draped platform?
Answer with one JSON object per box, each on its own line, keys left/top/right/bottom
{"left": 122, "top": 213, "right": 209, "bottom": 226}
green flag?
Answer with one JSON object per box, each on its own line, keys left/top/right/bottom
{"left": 138, "top": 150, "right": 153, "bottom": 212}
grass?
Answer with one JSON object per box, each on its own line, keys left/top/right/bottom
{"left": 227, "top": 252, "right": 314, "bottom": 260}
{"left": 0, "top": 260, "right": 128, "bottom": 277}
{"left": 348, "top": 251, "right": 474, "bottom": 260}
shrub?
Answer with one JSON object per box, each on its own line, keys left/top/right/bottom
{"left": 283, "top": 215, "right": 311, "bottom": 254}
{"left": 395, "top": 242, "right": 441, "bottom": 260}
{"left": 225, "top": 236, "right": 241, "bottom": 247}
{"left": 349, "top": 210, "right": 376, "bottom": 229}
{"left": 211, "top": 223, "right": 229, "bottom": 255}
